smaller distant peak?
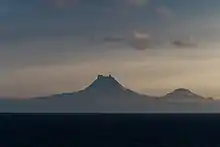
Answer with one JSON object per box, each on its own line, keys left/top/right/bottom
{"left": 162, "top": 87, "right": 206, "bottom": 101}
{"left": 174, "top": 88, "right": 191, "bottom": 93}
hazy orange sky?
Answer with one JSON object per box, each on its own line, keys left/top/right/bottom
{"left": 1, "top": 0, "right": 220, "bottom": 98}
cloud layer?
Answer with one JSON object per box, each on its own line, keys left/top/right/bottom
{"left": 1, "top": 0, "right": 220, "bottom": 98}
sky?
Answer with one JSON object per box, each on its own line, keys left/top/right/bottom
{"left": 1, "top": 0, "right": 220, "bottom": 98}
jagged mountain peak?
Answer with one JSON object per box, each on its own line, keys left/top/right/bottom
{"left": 84, "top": 75, "right": 125, "bottom": 93}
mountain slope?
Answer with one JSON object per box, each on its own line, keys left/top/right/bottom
{"left": 160, "top": 88, "right": 206, "bottom": 102}
{"left": 41, "top": 75, "right": 154, "bottom": 100}
{"left": 0, "top": 76, "right": 217, "bottom": 113}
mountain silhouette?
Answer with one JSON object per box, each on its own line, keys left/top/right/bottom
{"left": 0, "top": 75, "right": 217, "bottom": 113}
{"left": 44, "top": 75, "right": 154, "bottom": 100}
{"left": 36, "top": 75, "right": 212, "bottom": 103}
{"left": 84, "top": 75, "right": 125, "bottom": 94}
{"left": 160, "top": 88, "right": 206, "bottom": 101}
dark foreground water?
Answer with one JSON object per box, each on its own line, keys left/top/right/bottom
{"left": 1, "top": 114, "right": 220, "bottom": 147}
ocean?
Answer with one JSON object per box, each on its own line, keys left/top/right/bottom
{"left": 1, "top": 114, "right": 220, "bottom": 147}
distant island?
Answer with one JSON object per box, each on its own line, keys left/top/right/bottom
{"left": 0, "top": 75, "right": 217, "bottom": 113}
{"left": 39, "top": 75, "right": 213, "bottom": 102}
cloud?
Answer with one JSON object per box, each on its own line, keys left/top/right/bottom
{"left": 125, "top": 0, "right": 149, "bottom": 7}
{"left": 133, "top": 31, "right": 150, "bottom": 39}
{"left": 171, "top": 40, "right": 197, "bottom": 48}
{"left": 130, "top": 31, "right": 152, "bottom": 50}
{"left": 156, "top": 6, "right": 175, "bottom": 20}
{"left": 45, "top": 0, "right": 79, "bottom": 9}
{"left": 103, "top": 31, "right": 152, "bottom": 50}
{"left": 103, "top": 37, "right": 124, "bottom": 43}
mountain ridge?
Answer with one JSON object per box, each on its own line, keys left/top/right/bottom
{"left": 0, "top": 75, "right": 217, "bottom": 113}
{"left": 159, "top": 88, "right": 210, "bottom": 102}
{"left": 36, "top": 75, "right": 213, "bottom": 101}
{"left": 43, "top": 75, "right": 155, "bottom": 100}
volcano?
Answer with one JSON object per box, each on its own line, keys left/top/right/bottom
{"left": 84, "top": 75, "right": 126, "bottom": 94}
{"left": 161, "top": 88, "right": 206, "bottom": 102}
{"left": 44, "top": 75, "right": 153, "bottom": 100}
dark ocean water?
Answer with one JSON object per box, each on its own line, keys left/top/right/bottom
{"left": 1, "top": 114, "right": 220, "bottom": 147}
